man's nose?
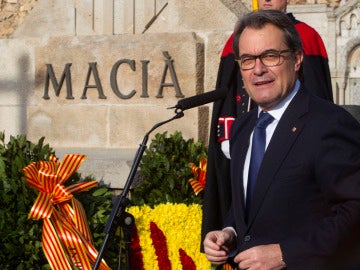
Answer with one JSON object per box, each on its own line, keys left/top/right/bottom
{"left": 253, "top": 58, "right": 267, "bottom": 74}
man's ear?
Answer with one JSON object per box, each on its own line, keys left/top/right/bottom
{"left": 294, "top": 51, "right": 304, "bottom": 72}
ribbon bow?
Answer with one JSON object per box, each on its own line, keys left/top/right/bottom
{"left": 188, "top": 157, "right": 207, "bottom": 195}
{"left": 23, "top": 154, "right": 110, "bottom": 270}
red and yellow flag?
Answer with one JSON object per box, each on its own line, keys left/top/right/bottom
{"left": 23, "top": 154, "right": 110, "bottom": 270}
{"left": 189, "top": 157, "right": 207, "bottom": 195}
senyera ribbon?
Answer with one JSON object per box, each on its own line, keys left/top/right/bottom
{"left": 23, "top": 154, "right": 111, "bottom": 270}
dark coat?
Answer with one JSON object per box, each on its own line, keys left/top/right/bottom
{"left": 227, "top": 88, "right": 360, "bottom": 270}
{"left": 201, "top": 13, "right": 334, "bottom": 249}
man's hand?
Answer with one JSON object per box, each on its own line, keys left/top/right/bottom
{"left": 234, "top": 244, "right": 286, "bottom": 270}
{"left": 203, "top": 229, "right": 236, "bottom": 265}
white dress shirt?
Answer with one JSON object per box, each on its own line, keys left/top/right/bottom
{"left": 242, "top": 80, "right": 300, "bottom": 199}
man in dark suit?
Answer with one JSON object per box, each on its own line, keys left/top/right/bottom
{"left": 203, "top": 10, "right": 360, "bottom": 270}
{"left": 201, "top": 0, "right": 334, "bottom": 250}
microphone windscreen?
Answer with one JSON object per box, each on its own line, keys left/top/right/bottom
{"left": 176, "top": 88, "right": 228, "bottom": 111}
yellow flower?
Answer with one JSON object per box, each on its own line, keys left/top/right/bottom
{"left": 127, "top": 203, "right": 211, "bottom": 269}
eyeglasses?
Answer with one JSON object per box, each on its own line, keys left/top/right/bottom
{"left": 235, "top": 49, "right": 294, "bottom": 71}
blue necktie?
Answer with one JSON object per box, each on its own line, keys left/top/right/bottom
{"left": 246, "top": 111, "right": 274, "bottom": 219}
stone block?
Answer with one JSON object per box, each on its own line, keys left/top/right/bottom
{"left": 12, "top": 0, "right": 75, "bottom": 38}
{"left": 0, "top": 105, "right": 26, "bottom": 141}
{"left": 27, "top": 105, "right": 108, "bottom": 148}
{"left": 204, "top": 31, "right": 234, "bottom": 91}
{"left": 28, "top": 32, "right": 208, "bottom": 150}
{"left": 137, "top": 0, "right": 239, "bottom": 34}
{"left": 0, "top": 38, "right": 37, "bottom": 140}
{"left": 54, "top": 147, "right": 136, "bottom": 188}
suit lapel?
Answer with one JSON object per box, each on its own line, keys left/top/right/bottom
{"left": 247, "top": 89, "right": 309, "bottom": 226}
{"left": 231, "top": 109, "right": 258, "bottom": 225}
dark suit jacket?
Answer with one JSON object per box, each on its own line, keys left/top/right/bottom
{"left": 227, "top": 87, "right": 360, "bottom": 270}
{"left": 201, "top": 13, "right": 334, "bottom": 250}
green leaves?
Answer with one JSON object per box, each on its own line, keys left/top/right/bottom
{"left": 131, "top": 131, "right": 208, "bottom": 207}
{"left": 0, "top": 132, "right": 120, "bottom": 269}
{"left": 0, "top": 133, "right": 54, "bottom": 269}
{"left": 0, "top": 130, "right": 206, "bottom": 268}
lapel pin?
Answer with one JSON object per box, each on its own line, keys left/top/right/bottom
{"left": 292, "top": 127, "right": 297, "bottom": 132}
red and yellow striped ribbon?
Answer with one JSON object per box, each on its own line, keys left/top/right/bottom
{"left": 223, "top": 263, "right": 236, "bottom": 270}
{"left": 189, "top": 157, "right": 207, "bottom": 195}
{"left": 23, "top": 154, "right": 110, "bottom": 270}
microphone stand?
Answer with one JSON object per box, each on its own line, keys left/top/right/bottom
{"left": 93, "top": 110, "right": 184, "bottom": 270}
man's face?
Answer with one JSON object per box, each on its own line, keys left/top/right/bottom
{"left": 238, "top": 24, "right": 303, "bottom": 111}
{"left": 258, "top": 0, "right": 289, "bottom": 12}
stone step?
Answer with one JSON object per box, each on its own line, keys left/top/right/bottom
{"left": 54, "top": 147, "right": 137, "bottom": 189}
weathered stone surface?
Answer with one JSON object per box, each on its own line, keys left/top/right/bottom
{"left": 0, "top": 0, "right": 359, "bottom": 188}
{"left": 0, "top": 38, "right": 37, "bottom": 140}
{"left": 28, "top": 33, "right": 207, "bottom": 150}
{"left": 0, "top": 0, "right": 38, "bottom": 37}
{"left": 204, "top": 31, "right": 233, "bottom": 91}
{"left": 54, "top": 147, "right": 137, "bottom": 188}
{"left": 12, "top": 0, "right": 74, "bottom": 38}
{"left": 142, "top": 0, "right": 240, "bottom": 33}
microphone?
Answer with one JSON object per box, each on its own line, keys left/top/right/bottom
{"left": 170, "top": 88, "right": 228, "bottom": 111}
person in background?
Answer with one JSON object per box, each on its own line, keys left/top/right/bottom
{"left": 201, "top": 0, "right": 333, "bottom": 252}
{"left": 203, "top": 9, "right": 360, "bottom": 270}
